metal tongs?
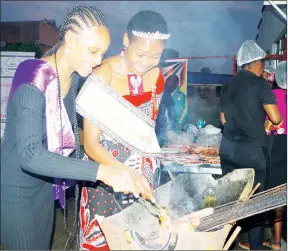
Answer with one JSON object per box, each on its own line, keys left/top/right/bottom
{"left": 137, "top": 197, "right": 164, "bottom": 218}
{"left": 137, "top": 197, "right": 173, "bottom": 233}
{"left": 137, "top": 197, "right": 172, "bottom": 228}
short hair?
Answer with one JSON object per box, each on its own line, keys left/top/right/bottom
{"left": 126, "top": 10, "right": 168, "bottom": 40}
{"left": 43, "top": 4, "right": 108, "bottom": 57}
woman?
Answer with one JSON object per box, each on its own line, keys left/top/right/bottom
{"left": 241, "top": 61, "right": 287, "bottom": 250}
{"left": 263, "top": 65, "right": 276, "bottom": 88}
{"left": 263, "top": 61, "right": 287, "bottom": 250}
{"left": 1, "top": 5, "right": 152, "bottom": 250}
{"left": 79, "top": 10, "right": 170, "bottom": 250}
{"left": 220, "top": 40, "right": 282, "bottom": 250}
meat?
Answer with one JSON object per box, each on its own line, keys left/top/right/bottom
{"left": 162, "top": 145, "right": 221, "bottom": 166}
{"left": 188, "top": 145, "right": 219, "bottom": 155}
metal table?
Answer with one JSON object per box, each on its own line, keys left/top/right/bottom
{"left": 157, "top": 163, "right": 222, "bottom": 187}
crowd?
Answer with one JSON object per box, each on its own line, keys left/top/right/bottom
{"left": 1, "top": 4, "right": 286, "bottom": 250}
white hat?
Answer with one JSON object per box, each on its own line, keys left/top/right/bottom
{"left": 237, "top": 40, "right": 266, "bottom": 67}
{"left": 275, "top": 61, "right": 287, "bottom": 90}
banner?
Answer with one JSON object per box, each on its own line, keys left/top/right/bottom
{"left": 160, "top": 59, "right": 188, "bottom": 95}
{"left": 1, "top": 51, "right": 35, "bottom": 122}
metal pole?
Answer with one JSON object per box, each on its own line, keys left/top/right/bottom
{"left": 267, "top": 0, "right": 287, "bottom": 21}
{"left": 233, "top": 56, "right": 237, "bottom": 76}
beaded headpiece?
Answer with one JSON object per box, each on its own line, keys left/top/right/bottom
{"left": 132, "top": 30, "right": 171, "bottom": 40}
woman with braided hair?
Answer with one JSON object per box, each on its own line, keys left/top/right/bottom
{"left": 78, "top": 10, "right": 170, "bottom": 250}
{"left": 1, "top": 5, "right": 152, "bottom": 250}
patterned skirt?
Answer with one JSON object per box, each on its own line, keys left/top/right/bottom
{"left": 79, "top": 152, "right": 158, "bottom": 250}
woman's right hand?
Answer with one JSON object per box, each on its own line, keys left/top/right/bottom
{"left": 97, "top": 163, "right": 153, "bottom": 200}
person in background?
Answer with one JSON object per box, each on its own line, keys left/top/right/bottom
{"left": 0, "top": 5, "right": 152, "bottom": 250}
{"left": 263, "top": 65, "right": 277, "bottom": 89}
{"left": 243, "top": 61, "right": 287, "bottom": 250}
{"left": 219, "top": 40, "right": 282, "bottom": 250}
{"left": 263, "top": 61, "right": 287, "bottom": 250}
{"left": 165, "top": 73, "right": 189, "bottom": 131}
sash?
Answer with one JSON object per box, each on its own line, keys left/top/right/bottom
{"left": 8, "top": 59, "right": 76, "bottom": 208}
{"left": 76, "top": 74, "right": 161, "bottom": 158}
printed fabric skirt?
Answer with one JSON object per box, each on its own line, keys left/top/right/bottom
{"left": 79, "top": 154, "right": 158, "bottom": 250}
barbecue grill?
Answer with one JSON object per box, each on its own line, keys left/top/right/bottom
{"left": 95, "top": 168, "right": 288, "bottom": 250}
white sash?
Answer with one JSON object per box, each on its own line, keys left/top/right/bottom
{"left": 76, "top": 75, "right": 161, "bottom": 158}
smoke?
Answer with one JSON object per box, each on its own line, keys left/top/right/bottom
{"left": 187, "top": 85, "right": 222, "bottom": 128}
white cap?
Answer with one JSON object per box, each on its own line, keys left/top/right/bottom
{"left": 236, "top": 40, "right": 266, "bottom": 67}
{"left": 275, "top": 61, "right": 287, "bottom": 90}
{"left": 264, "top": 66, "right": 275, "bottom": 74}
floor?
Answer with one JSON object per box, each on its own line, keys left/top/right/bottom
{"left": 51, "top": 198, "right": 287, "bottom": 250}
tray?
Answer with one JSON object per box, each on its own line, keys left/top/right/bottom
{"left": 162, "top": 163, "right": 222, "bottom": 175}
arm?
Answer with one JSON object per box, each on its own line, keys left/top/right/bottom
{"left": 263, "top": 105, "right": 282, "bottom": 125}
{"left": 16, "top": 84, "right": 100, "bottom": 182}
{"left": 220, "top": 112, "right": 226, "bottom": 125}
{"left": 83, "top": 118, "right": 120, "bottom": 165}
{"left": 260, "top": 81, "right": 282, "bottom": 125}
{"left": 219, "top": 85, "right": 228, "bottom": 126}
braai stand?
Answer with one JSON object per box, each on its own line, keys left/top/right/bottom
{"left": 158, "top": 163, "right": 222, "bottom": 186}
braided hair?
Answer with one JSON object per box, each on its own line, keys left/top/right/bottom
{"left": 43, "top": 4, "right": 108, "bottom": 58}
{"left": 42, "top": 5, "right": 107, "bottom": 249}
{"left": 126, "top": 10, "right": 168, "bottom": 40}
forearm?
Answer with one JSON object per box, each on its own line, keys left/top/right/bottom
{"left": 220, "top": 112, "right": 226, "bottom": 125}
{"left": 84, "top": 143, "right": 120, "bottom": 166}
{"left": 20, "top": 145, "right": 99, "bottom": 182}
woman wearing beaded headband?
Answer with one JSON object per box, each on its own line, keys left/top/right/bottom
{"left": 1, "top": 5, "right": 152, "bottom": 250}
{"left": 78, "top": 10, "right": 171, "bottom": 250}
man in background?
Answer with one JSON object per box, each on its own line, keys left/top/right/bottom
{"left": 155, "top": 73, "right": 189, "bottom": 145}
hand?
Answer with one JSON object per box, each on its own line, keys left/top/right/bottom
{"left": 175, "top": 208, "right": 214, "bottom": 231}
{"left": 264, "top": 120, "right": 273, "bottom": 133}
{"left": 97, "top": 163, "right": 153, "bottom": 200}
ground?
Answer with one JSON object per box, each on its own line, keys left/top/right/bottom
{"left": 51, "top": 198, "right": 287, "bottom": 250}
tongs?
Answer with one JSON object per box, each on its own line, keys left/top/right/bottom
{"left": 137, "top": 197, "right": 171, "bottom": 229}
{"left": 138, "top": 197, "right": 163, "bottom": 217}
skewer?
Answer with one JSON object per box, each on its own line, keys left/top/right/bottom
{"left": 248, "top": 183, "right": 261, "bottom": 199}
{"left": 222, "top": 226, "right": 241, "bottom": 250}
